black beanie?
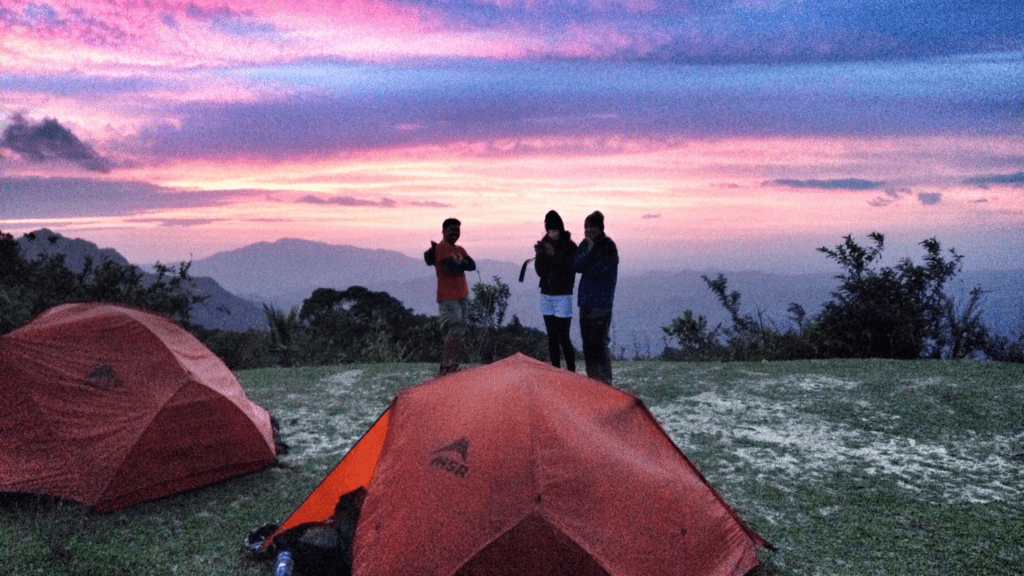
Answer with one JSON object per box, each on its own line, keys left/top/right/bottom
{"left": 585, "top": 210, "right": 604, "bottom": 230}
{"left": 545, "top": 210, "right": 565, "bottom": 232}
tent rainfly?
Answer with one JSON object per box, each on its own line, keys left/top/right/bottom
{"left": 265, "top": 353, "right": 769, "bottom": 576}
{"left": 0, "top": 303, "right": 277, "bottom": 510}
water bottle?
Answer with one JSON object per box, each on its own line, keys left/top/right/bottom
{"left": 274, "top": 549, "right": 294, "bottom": 576}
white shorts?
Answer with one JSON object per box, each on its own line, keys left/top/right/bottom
{"left": 540, "top": 294, "right": 573, "bottom": 318}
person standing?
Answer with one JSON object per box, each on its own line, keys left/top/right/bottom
{"left": 534, "top": 210, "right": 578, "bottom": 371}
{"left": 572, "top": 211, "right": 618, "bottom": 384}
{"left": 426, "top": 218, "right": 476, "bottom": 375}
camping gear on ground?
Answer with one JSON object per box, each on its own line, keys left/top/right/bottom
{"left": 0, "top": 302, "right": 278, "bottom": 510}
{"left": 256, "top": 353, "right": 769, "bottom": 576}
{"left": 274, "top": 550, "right": 295, "bottom": 576}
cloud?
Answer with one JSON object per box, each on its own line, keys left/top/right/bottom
{"left": 399, "top": 0, "right": 1024, "bottom": 63}
{"left": 868, "top": 187, "right": 911, "bottom": 207}
{"left": 183, "top": 2, "right": 278, "bottom": 37}
{"left": 765, "top": 178, "right": 884, "bottom": 190}
{"left": 1, "top": 114, "right": 113, "bottom": 173}
{"left": 917, "top": 192, "right": 942, "bottom": 205}
{"left": 410, "top": 200, "right": 454, "bottom": 208}
{"left": 963, "top": 172, "right": 1024, "bottom": 189}
{"left": 128, "top": 217, "right": 223, "bottom": 227}
{"left": 122, "top": 55, "right": 1021, "bottom": 166}
{"left": 0, "top": 176, "right": 252, "bottom": 219}
{"left": 296, "top": 194, "right": 397, "bottom": 208}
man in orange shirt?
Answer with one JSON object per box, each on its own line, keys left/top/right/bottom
{"left": 426, "top": 218, "right": 476, "bottom": 374}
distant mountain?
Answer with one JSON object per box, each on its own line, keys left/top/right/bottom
{"left": 18, "top": 229, "right": 131, "bottom": 270}
{"left": 190, "top": 238, "right": 425, "bottom": 301}
{"left": 190, "top": 238, "right": 534, "bottom": 329}
{"left": 16, "top": 229, "right": 266, "bottom": 332}
{"left": 18, "top": 232, "right": 1022, "bottom": 356}
{"left": 192, "top": 238, "right": 1023, "bottom": 356}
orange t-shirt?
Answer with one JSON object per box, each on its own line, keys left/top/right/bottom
{"left": 435, "top": 241, "right": 470, "bottom": 301}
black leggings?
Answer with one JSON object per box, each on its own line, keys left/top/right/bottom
{"left": 543, "top": 315, "right": 576, "bottom": 372}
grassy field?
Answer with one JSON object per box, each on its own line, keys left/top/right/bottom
{"left": 2, "top": 359, "right": 1022, "bottom": 575}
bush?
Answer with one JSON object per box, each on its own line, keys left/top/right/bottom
{"left": 663, "top": 233, "right": 994, "bottom": 361}
{"left": 0, "top": 230, "right": 201, "bottom": 335}
{"left": 809, "top": 233, "right": 984, "bottom": 359}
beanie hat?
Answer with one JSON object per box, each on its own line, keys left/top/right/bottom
{"left": 584, "top": 210, "right": 604, "bottom": 230}
{"left": 545, "top": 210, "right": 565, "bottom": 232}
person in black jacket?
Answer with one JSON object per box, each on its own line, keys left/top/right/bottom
{"left": 534, "top": 210, "right": 578, "bottom": 371}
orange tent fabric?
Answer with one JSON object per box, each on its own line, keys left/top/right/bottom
{"left": 0, "top": 303, "right": 277, "bottom": 510}
{"left": 270, "top": 353, "right": 768, "bottom": 576}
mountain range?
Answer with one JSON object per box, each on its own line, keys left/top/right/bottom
{"left": 16, "top": 231, "right": 1023, "bottom": 356}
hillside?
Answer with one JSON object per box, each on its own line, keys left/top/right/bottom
{"left": 3, "top": 359, "right": 1021, "bottom": 575}
{"left": 16, "top": 230, "right": 266, "bottom": 332}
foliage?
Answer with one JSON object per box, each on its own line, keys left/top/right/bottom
{"left": 196, "top": 328, "right": 274, "bottom": 370}
{"left": 983, "top": 316, "right": 1024, "bottom": 363}
{"left": 809, "top": 233, "right": 983, "bottom": 359}
{"left": 662, "top": 274, "right": 811, "bottom": 361}
{"left": 661, "top": 310, "right": 722, "bottom": 360}
{"left": 663, "top": 233, "right": 993, "bottom": 361}
{"left": 467, "top": 275, "right": 511, "bottom": 329}
{"left": 293, "top": 286, "right": 439, "bottom": 365}
{"left": 0, "top": 230, "right": 202, "bottom": 335}
{"left": 461, "top": 276, "right": 548, "bottom": 363}
{"left": 264, "top": 304, "right": 301, "bottom": 367}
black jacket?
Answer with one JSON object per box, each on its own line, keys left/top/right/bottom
{"left": 534, "top": 231, "right": 578, "bottom": 296}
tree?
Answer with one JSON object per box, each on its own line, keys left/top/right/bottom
{"left": 661, "top": 309, "right": 722, "bottom": 360}
{"left": 468, "top": 276, "right": 511, "bottom": 329}
{"left": 0, "top": 230, "right": 201, "bottom": 335}
{"left": 296, "top": 286, "right": 437, "bottom": 364}
{"left": 807, "top": 233, "right": 983, "bottom": 359}
{"left": 662, "top": 273, "right": 808, "bottom": 361}
{"left": 264, "top": 304, "right": 301, "bottom": 367}
{"left": 463, "top": 277, "right": 548, "bottom": 363}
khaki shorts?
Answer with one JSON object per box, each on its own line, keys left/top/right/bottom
{"left": 439, "top": 297, "right": 469, "bottom": 335}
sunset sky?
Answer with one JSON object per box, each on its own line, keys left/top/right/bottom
{"left": 1, "top": 0, "right": 1021, "bottom": 274}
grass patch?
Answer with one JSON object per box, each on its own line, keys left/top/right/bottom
{"left": 2, "top": 359, "right": 1022, "bottom": 575}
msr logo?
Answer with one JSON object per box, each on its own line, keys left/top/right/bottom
{"left": 431, "top": 437, "right": 469, "bottom": 478}
{"left": 84, "top": 364, "right": 120, "bottom": 389}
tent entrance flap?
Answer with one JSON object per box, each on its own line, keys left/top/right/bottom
{"left": 266, "top": 409, "right": 390, "bottom": 547}
{"left": 456, "top": 513, "right": 610, "bottom": 576}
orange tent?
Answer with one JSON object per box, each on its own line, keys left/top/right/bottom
{"left": 269, "top": 353, "right": 768, "bottom": 576}
{"left": 0, "top": 303, "right": 277, "bottom": 510}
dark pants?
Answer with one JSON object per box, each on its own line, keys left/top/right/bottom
{"left": 579, "top": 308, "right": 613, "bottom": 384}
{"left": 543, "top": 315, "right": 576, "bottom": 372}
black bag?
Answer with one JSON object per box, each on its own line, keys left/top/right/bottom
{"left": 248, "top": 486, "right": 367, "bottom": 576}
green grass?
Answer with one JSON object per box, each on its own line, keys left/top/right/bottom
{"left": 2, "top": 360, "right": 1022, "bottom": 575}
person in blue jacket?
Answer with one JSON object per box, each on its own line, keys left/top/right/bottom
{"left": 572, "top": 211, "right": 618, "bottom": 384}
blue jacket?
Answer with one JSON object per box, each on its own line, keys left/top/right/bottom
{"left": 572, "top": 235, "right": 618, "bottom": 310}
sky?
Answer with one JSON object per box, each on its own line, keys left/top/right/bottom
{"left": 1, "top": 0, "right": 1022, "bottom": 274}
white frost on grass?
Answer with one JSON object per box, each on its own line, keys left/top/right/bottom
{"left": 274, "top": 370, "right": 390, "bottom": 462}
{"left": 651, "top": 390, "right": 1019, "bottom": 505}
{"left": 324, "top": 369, "right": 364, "bottom": 388}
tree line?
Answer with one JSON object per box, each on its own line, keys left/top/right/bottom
{"left": 0, "top": 231, "right": 199, "bottom": 334}
{"left": 3, "top": 229, "right": 1022, "bottom": 368}
{"left": 661, "top": 233, "right": 1024, "bottom": 362}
